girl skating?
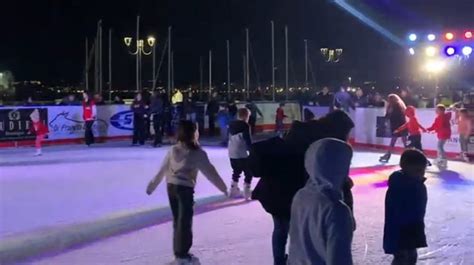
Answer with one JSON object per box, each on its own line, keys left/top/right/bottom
{"left": 146, "top": 120, "right": 227, "bottom": 265}
{"left": 29, "top": 109, "right": 49, "bottom": 156}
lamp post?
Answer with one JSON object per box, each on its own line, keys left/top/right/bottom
{"left": 124, "top": 34, "right": 156, "bottom": 92}
{"left": 320, "top": 48, "right": 343, "bottom": 63}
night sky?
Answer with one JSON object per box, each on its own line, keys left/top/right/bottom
{"left": 1, "top": 0, "right": 473, "bottom": 88}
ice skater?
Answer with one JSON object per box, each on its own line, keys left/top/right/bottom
{"left": 455, "top": 108, "right": 471, "bottom": 162}
{"left": 82, "top": 92, "right": 96, "bottom": 146}
{"left": 380, "top": 94, "right": 408, "bottom": 163}
{"left": 131, "top": 92, "right": 148, "bottom": 146}
{"left": 29, "top": 109, "right": 49, "bottom": 156}
{"left": 146, "top": 120, "right": 227, "bottom": 265}
{"left": 427, "top": 104, "right": 452, "bottom": 168}
{"left": 275, "top": 102, "right": 287, "bottom": 138}
{"left": 228, "top": 108, "right": 253, "bottom": 199}
{"left": 384, "top": 149, "right": 428, "bottom": 265}
{"left": 217, "top": 104, "right": 230, "bottom": 146}
{"left": 288, "top": 138, "right": 355, "bottom": 265}
{"left": 394, "top": 106, "right": 426, "bottom": 152}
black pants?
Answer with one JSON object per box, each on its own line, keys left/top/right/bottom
{"left": 392, "top": 249, "right": 417, "bottom": 265}
{"left": 407, "top": 135, "right": 423, "bottom": 151}
{"left": 249, "top": 116, "right": 257, "bottom": 135}
{"left": 230, "top": 158, "right": 252, "bottom": 184}
{"left": 84, "top": 120, "right": 95, "bottom": 146}
{"left": 272, "top": 215, "right": 290, "bottom": 265}
{"left": 167, "top": 184, "right": 194, "bottom": 259}
{"left": 133, "top": 115, "right": 146, "bottom": 145}
{"left": 208, "top": 114, "right": 216, "bottom": 136}
{"left": 152, "top": 113, "right": 163, "bottom": 146}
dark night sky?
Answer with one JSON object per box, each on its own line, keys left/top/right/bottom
{"left": 1, "top": 0, "right": 473, "bottom": 88}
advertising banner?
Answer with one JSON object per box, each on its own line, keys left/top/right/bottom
{"left": 46, "top": 105, "right": 133, "bottom": 140}
{"left": 0, "top": 108, "right": 48, "bottom": 141}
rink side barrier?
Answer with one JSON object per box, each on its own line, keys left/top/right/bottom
{"left": 304, "top": 106, "right": 464, "bottom": 158}
{"left": 0, "top": 102, "right": 300, "bottom": 147}
{"left": 0, "top": 194, "right": 228, "bottom": 264}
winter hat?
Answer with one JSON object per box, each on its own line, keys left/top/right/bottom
{"left": 30, "top": 109, "right": 40, "bottom": 122}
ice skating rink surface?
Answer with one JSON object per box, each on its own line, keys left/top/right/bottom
{"left": 1, "top": 142, "right": 473, "bottom": 264}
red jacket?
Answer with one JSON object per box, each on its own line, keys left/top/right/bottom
{"left": 30, "top": 121, "right": 49, "bottom": 135}
{"left": 395, "top": 106, "right": 426, "bottom": 136}
{"left": 82, "top": 100, "right": 96, "bottom": 121}
{"left": 427, "top": 112, "right": 452, "bottom": 140}
{"left": 276, "top": 107, "right": 287, "bottom": 121}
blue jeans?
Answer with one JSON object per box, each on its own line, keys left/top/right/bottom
{"left": 437, "top": 139, "right": 447, "bottom": 159}
{"left": 272, "top": 216, "right": 290, "bottom": 265}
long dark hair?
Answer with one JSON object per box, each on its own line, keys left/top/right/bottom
{"left": 177, "top": 120, "right": 200, "bottom": 150}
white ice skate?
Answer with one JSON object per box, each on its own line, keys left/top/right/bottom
{"left": 34, "top": 150, "right": 42, "bottom": 156}
{"left": 229, "top": 181, "right": 241, "bottom": 198}
{"left": 243, "top": 183, "right": 252, "bottom": 200}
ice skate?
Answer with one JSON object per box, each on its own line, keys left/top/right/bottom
{"left": 243, "top": 183, "right": 252, "bottom": 200}
{"left": 462, "top": 153, "right": 470, "bottom": 162}
{"left": 379, "top": 153, "right": 391, "bottom": 163}
{"left": 34, "top": 150, "right": 42, "bottom": 156}
{"left": 171, "top": 255, "right": 201, "bottom": 265}
{"left": 229, "top": 181, "right": 241, "bottom": 198}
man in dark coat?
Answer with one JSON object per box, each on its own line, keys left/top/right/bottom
{"left": 249, "top": 110, "right": 355, "bottom": 265}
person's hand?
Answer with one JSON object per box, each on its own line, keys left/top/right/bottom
{"left": 146, "top": 182, "right": 155, "bottom": 195}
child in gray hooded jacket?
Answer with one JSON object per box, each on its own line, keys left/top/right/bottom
{"left": 288, "top": 138, "right": 354, "bottom": 265}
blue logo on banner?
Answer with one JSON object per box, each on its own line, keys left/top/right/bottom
{"left": 110, "top": 111, "right": 133, "bottom": 130}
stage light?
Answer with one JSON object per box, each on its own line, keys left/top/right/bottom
{"left": 462, "top": 46, "right": 472, "bottom": 56}
{"left": 423, "top": 60, "right": 446, "bottom": 74}
{"left": 425, "top": 46, "right": 437, "bottom": 57}
{"left": 465, "top": 31, "right": 473, "bottom": 39}
{"left": 409, "top": 48, "right": 415, "bottom": 55}
{"left": 445, "top": 46, "right": 456, "bottom": 56}
{"left": 427, "top": 34, "right": 436, "bottom": 41}
{"left": 445, "top": 32, "right": 454, "bottom": 40}
{"left": 408, "top": 33, "right": 417, "bottom": 41}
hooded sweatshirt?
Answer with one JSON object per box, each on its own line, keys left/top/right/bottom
{"left": 427, "top": 112, "right": 452, "bottom": 140}
{"left": 147, "top": 143, "right": 227, "bottom": 193}
{"left": 288, "top": 138, "right": 354, "bottom": 265}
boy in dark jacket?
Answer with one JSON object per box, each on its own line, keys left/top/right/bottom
{"left": 384, "top": 149, "right": 428, "bottom": 265}
{"left": 228, "top": 108, "right": 253, "bottom": 199}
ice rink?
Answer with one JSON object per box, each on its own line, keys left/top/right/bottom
{"left": 1, "top": 142, "right": 473, "bottom": 264}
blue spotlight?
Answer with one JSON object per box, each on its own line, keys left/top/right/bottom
{"left": 445, "top": 46, "right": 456, "bottom": 56}
{"left": 409, "top": 33, "right": 417, "bottom": 41}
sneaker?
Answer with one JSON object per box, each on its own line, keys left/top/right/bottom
{"left": 229, "top": 181, "right": 241, "bottom": 198}
{"left": 243, "top": 183, "right": 252, "bottom": 200}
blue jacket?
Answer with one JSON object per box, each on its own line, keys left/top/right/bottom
{"left": 383, "top": 170, "right": 427, "bottom": 254}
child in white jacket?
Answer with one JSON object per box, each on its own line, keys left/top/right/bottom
{"left": 146, "top": 120, "right": 228, "bottom": 265}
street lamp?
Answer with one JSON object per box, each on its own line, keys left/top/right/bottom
{"left": 123, "top": 35, "right": 156, "bottom": 92}
{"left": 320, "top": 48, "right": 343, "bottom": 63}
